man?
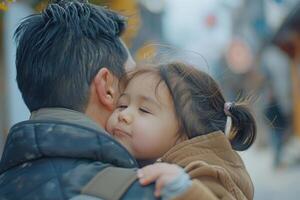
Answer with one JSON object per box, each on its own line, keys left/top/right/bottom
{"left": 0, "top": 0, "right": 158, "bottom": 199}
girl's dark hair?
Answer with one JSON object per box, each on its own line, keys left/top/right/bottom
{"left": 122, "top": 62, "right": 256, "bottom": 151}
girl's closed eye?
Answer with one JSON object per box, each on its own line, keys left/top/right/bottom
{"left": 139, "top": 107, "right": 152, "bottom": 114}
{"left": 117, "top": 104, "right": 128, "bottom": 110}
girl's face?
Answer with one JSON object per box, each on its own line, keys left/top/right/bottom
{"left": 106, "top": 73, "right": 179, "bottom": 160}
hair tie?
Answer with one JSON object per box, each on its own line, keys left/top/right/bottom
{"left": 224, "top": 102, "right": 234, "bottom": 135}
{"left": 224, "top": 102, "right": 234, "bottom": 116}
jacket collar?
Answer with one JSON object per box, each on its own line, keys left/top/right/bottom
{"left": 0, "top": 120, "right": 138, "bottom": 173}
{"left": 30, "top": 108, "right": 102, "bottom": 132}
{"left": 161, "top": 131, "right": 244, "bottom": 167}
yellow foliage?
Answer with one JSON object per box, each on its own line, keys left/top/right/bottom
{"left": 108, "top": 0, "right": 141, "bottom": 48}
{"left": 0, "top": 2, "right": 9, "bottom": 11}
{"left": 0, "top": 0, "right": 16, "bottom": 11}
{"left": 135, "top": 44, "right": 157, "bottom": 62}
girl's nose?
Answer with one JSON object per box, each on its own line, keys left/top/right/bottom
{"left": 118, "top": 110, "right": 133, "bottom": 124}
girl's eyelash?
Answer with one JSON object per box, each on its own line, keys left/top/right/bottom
{"left": 116, "top": 105, "right": 151, "bottom": 114}
{"left": 139, "top": 108, "right": 151, "bottom": 114}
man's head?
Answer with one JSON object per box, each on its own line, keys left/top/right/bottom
{"left": 15, "top": 0, "right": 135, "bottom": 126}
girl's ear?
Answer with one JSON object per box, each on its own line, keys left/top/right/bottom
{"left": 93, "top": 68, "right": 116, "bottom": 111}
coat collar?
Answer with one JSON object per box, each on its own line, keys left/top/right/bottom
{"left": 161, "top": 131, "right": 244, "bottom": 167}
{"left": 30, "top": 108, "right": 102, "bottom": 132}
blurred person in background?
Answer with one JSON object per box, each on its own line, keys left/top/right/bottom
{"left": 264, "top": 85, "right": 288, "bottom": 169}
{"left": 260, "top": 44, "right": 291, "bottom": 169}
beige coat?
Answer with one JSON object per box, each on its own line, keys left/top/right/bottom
{"left": 161, "top": 131, "right": 254, "bottom": 200}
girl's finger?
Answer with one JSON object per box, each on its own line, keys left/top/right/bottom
{"left": 138, "top": 165, "right": 164, "bottom": 185}
{"left": 154, "top": 176, "right": 167, "bottom": 197}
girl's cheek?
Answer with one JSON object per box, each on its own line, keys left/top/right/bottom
{"left": 131, "top": 119, "right": 162, "bottom": 155}
{"left": 133, "top": 123, "right": 153, "bottom": 144}
{"left": 133, "top": 130, "right": 161, "bottom": 155}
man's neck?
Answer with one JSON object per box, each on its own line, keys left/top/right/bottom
{"left": 85, "top": 104, "right": 110, "bottom": 130}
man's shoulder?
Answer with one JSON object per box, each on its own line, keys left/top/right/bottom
{"left": 0, "top": 156, "right": 157, "bottom": 200}
{"left": 1, "top": 119, "right": 156, "bottom": 199}
{"left": 2, "top": 120, "right": 138, "bottom": 170}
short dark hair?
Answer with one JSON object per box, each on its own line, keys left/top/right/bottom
{"left": 15, "top": 0, "right": 128, "bottom": 112}
{"left": 123, "top": 62, "right": 256, "bottom": 151}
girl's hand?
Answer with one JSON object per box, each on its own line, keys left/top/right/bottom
{"left": 137, "top": 163, "right": 184, "bottom": 197}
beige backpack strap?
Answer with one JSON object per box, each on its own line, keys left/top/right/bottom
{"left": 81, "top": 166, "right": 138, "bottom": 200}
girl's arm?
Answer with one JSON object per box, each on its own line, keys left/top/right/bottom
{"left": 138, "top": 162, "right": 251, "bottom": 200}
{"left": 137, "top": 163, "right": 228, "bottom": 200}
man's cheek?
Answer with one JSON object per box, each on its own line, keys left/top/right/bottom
{"left": 105, "top": 115, "right": 116, "bottom": 134}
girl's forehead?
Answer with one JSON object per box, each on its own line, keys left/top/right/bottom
{"left": 125, "top": 72, "right": 173, "bottom": 105}
{"left": 127, "top": 72, "right": 161, "bottom": 88}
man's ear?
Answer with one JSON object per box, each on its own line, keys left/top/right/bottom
{"left": 93, "top": 68, "right": 117, "bottom": 111}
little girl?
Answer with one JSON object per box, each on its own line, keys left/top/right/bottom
{"left": 106, "top": 62, "right": 256, "bottom": 200}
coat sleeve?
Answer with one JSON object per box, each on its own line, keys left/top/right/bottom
{"left": 171, "top": 179, "right": 219, "bottom": 200}
{"left": 171, "top": 160, "right": 251, "bottom": 200}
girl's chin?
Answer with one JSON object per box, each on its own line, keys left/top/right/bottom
{"left": 114, "top": 138, "right": 134, "bottom": 154}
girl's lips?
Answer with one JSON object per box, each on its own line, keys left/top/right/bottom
{"left": 113, "top": 128, "right": 132, "bottom": 138}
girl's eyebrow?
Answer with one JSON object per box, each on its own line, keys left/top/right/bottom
{"left": 119, "top": 93, "right": 129, "bottom": 99}
{"left": 139, "top": 95, "right": 161, "bottom": 109}
{"left": 120, "top": 92, "right": 161, "bottom": 109}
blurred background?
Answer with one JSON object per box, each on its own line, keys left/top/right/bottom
{"left": 1, "top": 0, "right": 300, "bottom": 199}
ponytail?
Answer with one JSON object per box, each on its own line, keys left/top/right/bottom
{"left": 226, "top": 102, "right": 257, "bottom": 151}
